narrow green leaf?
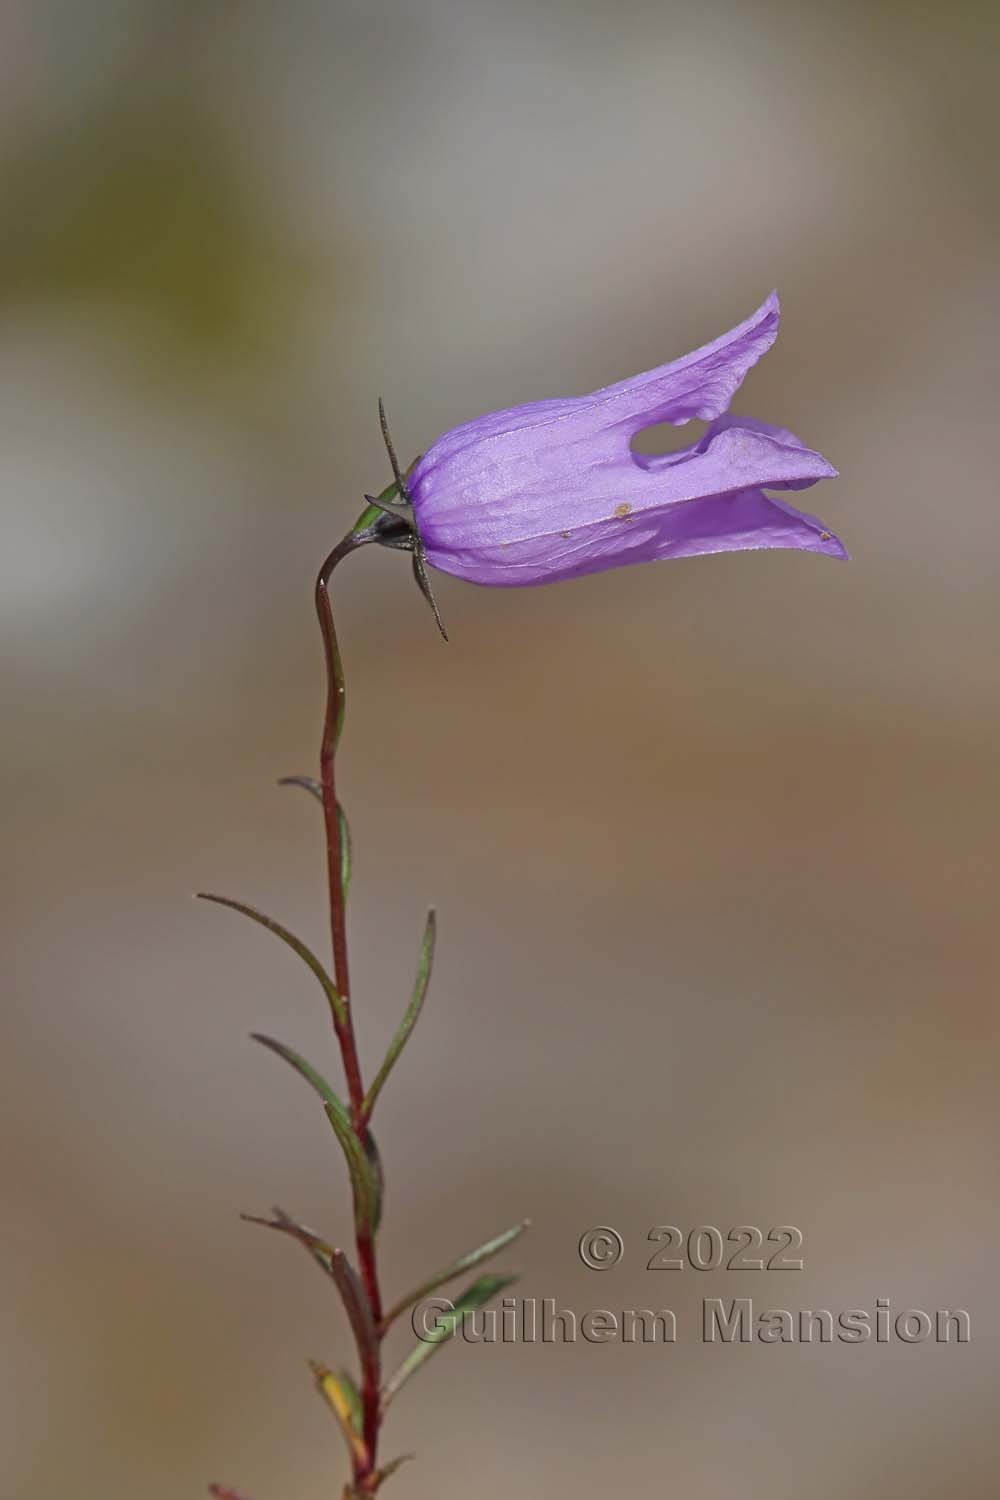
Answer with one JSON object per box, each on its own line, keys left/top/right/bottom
{"left": 277, "top": 774, "right": 323, "bottom": 803}
{"left": 336, "top": 1367, "right": 363, "bottom": 1436}
{"left": 338, "top": 803, "right": 352, "bottom": 894}
{"left": 250, "top": 1033, "right": 349, "bottom": 1126}
{"left": 244, "top": 1209, "right": 378, "bottom": 1389}
{"left": 197, "top": 892, "right": 345, "bottom": 1027}
{"left": 310, "top": 1360, "right": 368, "bottom": 1470}
{"left": 324, "top": 1102, "right": 382, "bottom": 1236}
{"left": 276, "top": 786, "right": 353, "bottom": 898}
{"left": 363, "top": 1129, "right": 384, "bottom": 1225}
{"left": 363, "top": 910, "right": 436, "bottom": 1119}
{"left": 369, "top": 1454, "right": 414, "bottom": 1489}
{"left": 241, "top": 1205, "right": 337, "bottom": 1277}
{"left": 250, "top": 1035, "right": 380, "bottom": 1235}
{"left": 326, "top": 1248, "right": 379, "bottom": 1387}
{"left": 381, "top": 1273, "right": 518, "bottom": 1409}
{"left": 380, "top": 1219, "right": 530, "bottom": 1330}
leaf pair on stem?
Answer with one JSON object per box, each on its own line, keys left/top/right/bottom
{"left": 196, "top": 888, "right": 526, "bottom": 1475}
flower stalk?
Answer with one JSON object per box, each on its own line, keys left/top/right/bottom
{"left": 205, "top": 293, "right": 841, "bottom": 1499}
{"left": 245, "top": 491, "right": 462, "bottom": 1490}
{"left": 314, "top": 530, "right": 367, "bottom": 1121}
{"left": 313, "top": 523, "right": 384, "bottom": 1476}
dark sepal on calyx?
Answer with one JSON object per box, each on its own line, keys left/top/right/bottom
{"left": 361, "top": 399, "right": 448, "bottom": 641}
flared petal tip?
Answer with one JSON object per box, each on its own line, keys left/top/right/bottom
{"left": 811, "top": 525, "right": 849, "bottom": 560}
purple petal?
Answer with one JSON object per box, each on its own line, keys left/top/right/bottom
{"left": 411, "top": 293, "right": 781, "bottom": 492}
{"left": 419, "top": 412, "right": 836, "bottom": 562}
{"left": 412, "top": 395, "right": 580, "bottom": 486}
{"left": 407, "top": 293, "right": 843, "bottom": 589}
{"left": 636, "top": 488, "right": 848, "bottom": 564}
{"left": 630, "top": 414, "right": 839, "bottom": 497}
{"left": 585, "top": 291, "right": 781, "bottom": 431}
{"left": 423, "top": 487, "right": 845, "bottom": 587}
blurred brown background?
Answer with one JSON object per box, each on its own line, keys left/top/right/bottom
{"left": 3, "top": 1, "right": 998, "bottom": 1496}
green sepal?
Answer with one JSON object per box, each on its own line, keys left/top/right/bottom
{"left": 351, "top": 466, "right": 418, "bottom": 537}
{"left": 381, "top": 1272, "right": 519, "bottom": 1409}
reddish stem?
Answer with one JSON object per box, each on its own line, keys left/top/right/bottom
{"left": 315, "top": 533, "right": 384, "bottom": 1483}
{"left": 316, "top": 540, "right": 366, "bottom": 1120}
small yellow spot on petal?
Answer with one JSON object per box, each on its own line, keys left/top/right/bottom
{"left": 819, "top": 531, "right": 832, "bottom": 541}
{"left": 613, "top": 502, "right": 633, "bottom": 520}
{"left": 560, "top": 530, "right": 572, "bottom": 539}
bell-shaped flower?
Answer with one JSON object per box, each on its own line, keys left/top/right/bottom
{"left": 404, "top": 293, "right": 842, "bottom": 587}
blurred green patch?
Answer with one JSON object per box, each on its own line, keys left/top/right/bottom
{"left": 0, "top": 86, "right": 319, "bottom": 368}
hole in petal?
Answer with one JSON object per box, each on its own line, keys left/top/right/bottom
{"left": 629, "top": 417, "right": 710, "bottom": 470}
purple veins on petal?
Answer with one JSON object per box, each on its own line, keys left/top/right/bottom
{"left": 403, "top": 292, "right": 844, "bottom": 587}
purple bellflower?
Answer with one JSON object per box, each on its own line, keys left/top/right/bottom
{"left": 400, "top": 293, "right": 842, "bottom": 588}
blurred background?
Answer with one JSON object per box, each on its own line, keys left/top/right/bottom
{"left": 4, "top": 1, "right": 998, "bottom": 1496}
